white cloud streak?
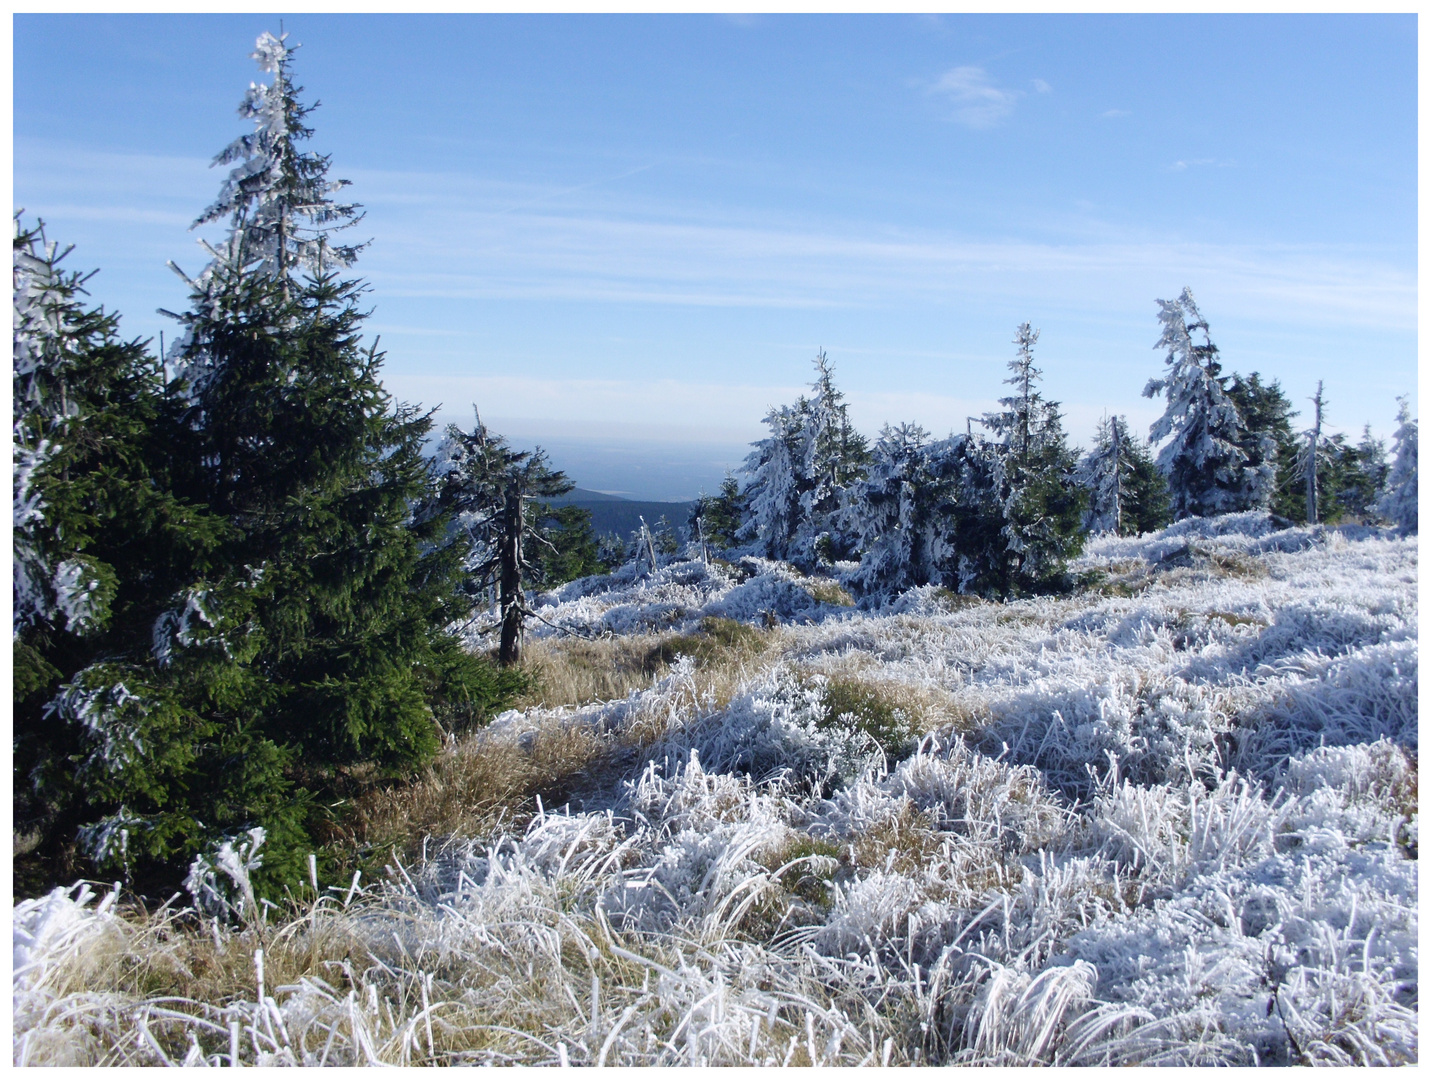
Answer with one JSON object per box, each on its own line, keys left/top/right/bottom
{"left": 352, "top": 192, "right": 1412, "bottom": 331}
{"left": 928, "top": 66, "right": 1021, "bottom": 129}
{"left": 20, "top": 142, "right": 1411, "bottom": 336}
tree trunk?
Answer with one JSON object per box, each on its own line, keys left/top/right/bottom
{"left": 1306, "top": 381, "right": 1323, "bottom": 525}
{"left": 498, "top": 481, "right": 525, "bottom": 666}
{"left": 1110, "top": 416, "right": 1123, "bottom": 535}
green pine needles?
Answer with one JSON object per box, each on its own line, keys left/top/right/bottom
{"left": 14, "top": 34, "right": 522, "bottom": 902}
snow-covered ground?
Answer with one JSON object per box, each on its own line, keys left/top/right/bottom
{"left": 14, "top": 513, "right": 1417, "bottom": 1065}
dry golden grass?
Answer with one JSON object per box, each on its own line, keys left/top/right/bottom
{"left": 514, "top": 616, "right": 778, "bottom": 711}
{"left": 513, "top": 632, "right": 675, "bottom": 709}
{"left": 330, "top": 619, "right": 785, "bottom": 870}
{"left": 330, "top": 714, "right": 613, "bottom": 868}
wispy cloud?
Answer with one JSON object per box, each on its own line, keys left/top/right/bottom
{"left": 1101, "top": 108, "right": 1130, "bottom": 118}
{"left": 1033, "top": 79, "right": 1052, "bottom": 94}
{"left": 927, "top": 66, "right": 1021, "bottom": 129}
{"left": 343, "top": 170, "right": 1413, "bottom": 331}
{"left": 1169, "top": 157, "right": 1236, "bottom": 171}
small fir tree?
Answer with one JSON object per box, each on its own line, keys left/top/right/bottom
{"left": 839, "top": 425, "right": 963, "bottom": 597}
{"left": 691, "top": 473, "right": 744, "bottom": 553}
{"left": 739, "top": 401, "right": 806, "bottom": 560}
{"left": 431, "top": 412, "right": 574, "bottom": 664}
{"left": 1078, "top": 414, "right": 1128, "bottom": 535}
{"left": 977, "top": 324, "right": 1084, "bottom": 595}
{"left": 739, "top": 352, "right": 867, "bottom": 565}
{"left": 799, "top": 351, "right": 870, "bottom": 562}
{"left": 1226, "top": 371, "right": 1296, "bottom": 517}
{"left": 1122, "top": 433, "right": 1173, "bottom": 535}
{"left": 1328, "top": 425, "right": 1388, "bottom": 521}
{"left": 1377, "top": 396, "right": 1417, "bottom": 533}
{"left": 1144, "top": 288, "right": 1257, "bottom": 519}
{"left": 1077, "top": 414, "right": 1167, "bottom": 535}
{"left": 530, "top": 503, "right": 608, "bottom": 585}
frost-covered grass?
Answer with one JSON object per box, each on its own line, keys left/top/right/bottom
{"left": 14, "top": 514, "right": 1417, "bottom": 1065}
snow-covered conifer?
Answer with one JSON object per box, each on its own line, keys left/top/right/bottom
{"left": 1226, "top": 371, "right": 1293, "bottom": 515}
{"left": 165, "top": 30, "right": 365, "bottom": 401}
{"left": 690, "top": 473, "right": 744, "bottom": 553}
{"left": 1144, "top": 288, "right": 1257, "bottom": 519}
{"left": 1377, "top": 396, "right": 1417, "bottom": 533}
{"left": 13, "top": 217, "right": 74, "bottom": 635}
{"left": 984, "top": 323, "right": 1048, "bottom": 458}
{"left": 840, "top": 425, "right": 963, "bottom": 596}
{"left": 1077, "top": 415, "right": 1130, "bottom": 535}
{"left": 798, "top": 351, "right": 869, "bottom": 560}
{"left": 1330, "top": 425, "right": 1388, "bottom": 521}
{"left": 739, "top": 402, "right": 807, "bottom": 560}
{"left": 432, "top": 411, "right": 574, "bottom": 663}
{"left": 18, "top": 37, "right": 523, "bottom": 899}
{"left": 193, "top": 30, "right": 363, "bottom": 281}
{"left": 975, "top": 323, "right": 1084, "bottom": 594}
{"left": 739, "top": 353, "right": 868, "bottom": 565}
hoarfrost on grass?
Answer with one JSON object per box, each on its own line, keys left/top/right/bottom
{"left": 14, "top": 514, "right": 1416, "bottom": 1064}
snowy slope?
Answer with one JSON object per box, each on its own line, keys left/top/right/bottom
{"left": 14, "top": 513, "right": 1417, "bottom": 1065}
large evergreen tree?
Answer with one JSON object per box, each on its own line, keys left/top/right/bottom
{"left": 13, "top": 218, "right": 234, "bottom": 890}
{"left": 19, "top": 33, "right": 517, "bottom": 901}
{"left": 1144, "top": 288, "right": 1259, "bottom": 519}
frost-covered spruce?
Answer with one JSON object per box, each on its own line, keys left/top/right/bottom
{"left": 798, "top": 351, "right": 870, "bottom": 561}
{"left": 164, "top": 30, "right": 365, "bottom": 402}
{"left": 13, "top": 217, "right": 72, "bottom": 636}
{"left": 840, "top": 424, "right": 964, "bottom": 597}
{"left": 739, "top": 402, "right": 806, "bottom": 560}
{"left": 18, "top": 33, "right": 519, "bottom": 901}
{"left": 739, "top": 352, "right": 867, "bottom": 565}
{"left": 430, "top": 410, "right": 575, "bottom": 664}
{"left": 1144, "top": 288, "right": 1261, "bottom": 519}
{"left": 1077, "top": 414, "right": 1128, "bottom": 535}
{"left": 11, "top": 217, "right": 239, "bottom": 880}
{"left": 972, "top": 323, "right": 1084, "bottom": 596}
{"left": 12, "top": 216, "right": 159, "bottom": 651}
{"left": 1377, "top": 394, "right": 1417, "bottom": 533}
{"left": 1077, "top": 414, "right": 1169, "bottom": 536}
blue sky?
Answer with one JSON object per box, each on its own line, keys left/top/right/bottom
{"left": 14, "top": 14, "right": 1417, "bottom": 499}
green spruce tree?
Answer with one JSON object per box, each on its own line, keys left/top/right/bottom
{"left": 21, "top": 32, "right": 520, "bottom": 901}
{"left": 1226, "top": 371, "right": 1297, "bottom": 517}
{"left": 976, "top": 323, "right": 1085, "bottom": 595}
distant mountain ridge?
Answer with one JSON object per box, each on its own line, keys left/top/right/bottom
{"left": 549, "top": 488, "right": 641, "bottom": 503}
{"left": 546, "top": 488, "right": 695, "bottom": 539}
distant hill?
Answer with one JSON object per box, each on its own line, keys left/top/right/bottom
{"left": 545, "top": 488, "right": 694, "bottom": 540}
{"left": 549, "top": 488, "right": 633, "bottom": 503}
